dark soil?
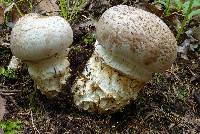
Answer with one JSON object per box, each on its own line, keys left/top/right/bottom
{"left": 0, "top": 0, "right": 200, "bottom": 133}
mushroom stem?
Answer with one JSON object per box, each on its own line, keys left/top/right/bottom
{"left": 28, "top": 50, "right": 70, "bottom": 97}
{"left": 73, "top": 48, "right": 145, "bottom": 113}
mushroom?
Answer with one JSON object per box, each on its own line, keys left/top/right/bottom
{"left": 10, "top": 13, "right": 73, "bottom": 97}
{"left": 72, "top": 5, "right": 177, "bottom": 113}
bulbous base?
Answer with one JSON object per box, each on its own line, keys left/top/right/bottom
{"left": 28, "top": 51, "right": 70, "bottom": 97}
{"left": 72, "top": 53, "right": 145, "bottom": 114}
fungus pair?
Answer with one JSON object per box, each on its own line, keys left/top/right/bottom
{"left": 10, "top": 5, "right": 177, "bottom": 113}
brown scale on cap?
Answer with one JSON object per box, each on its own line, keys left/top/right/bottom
{"left": 96, "top": 5, "right": 177, "bottom": 81}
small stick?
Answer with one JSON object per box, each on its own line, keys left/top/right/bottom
{"left": 30, "top": 110, "right": 41, "bottom": 134}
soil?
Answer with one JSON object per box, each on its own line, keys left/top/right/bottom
{"left": 0, "top": 0, "right": 200, "bottom": 134}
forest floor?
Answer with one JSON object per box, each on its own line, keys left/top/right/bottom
{"left": 0, "top": 0, "right": 200, "bottom": 133}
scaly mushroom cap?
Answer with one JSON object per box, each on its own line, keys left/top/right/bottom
{"left": 96, "top": 5, "right": 177, "bottom": 82}
{"left": 10, "top": 13, "right": 73, "bottom": 63}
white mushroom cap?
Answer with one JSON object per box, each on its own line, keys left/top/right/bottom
{"left": 96, "top": 5, "right": 177, "bottom": 82}
{"left": 10, "top": 13, "right": 73, "bottom": 97}
{"left": 10, "top": 13, "right": 73, "bottom": 62}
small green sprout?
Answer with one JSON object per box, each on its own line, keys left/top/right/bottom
{"left": 177, "top": 86, "right": 188, "bottom": 102}
{"left": 154, "top": 73, "right": 165, "bottom": 83}
{"left": 0, "top": 67, "right": 16, "bottom": 79}
{"left": 156, "top": 0, "right": 200, "bottom": 39}
{"left": 83, "top": 34, "right": 95, "bottom": 45}
{"left": 59, "top": 0, "right": 86, "bottom": 21}
{"left": 0, "top": 119, "right": 23, "bottom": 134}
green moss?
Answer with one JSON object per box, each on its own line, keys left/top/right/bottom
{"left": 59, "top": 0, "right": 86, "bottom": 22}
{"left": 154, "top": 73, "right": 166, "bottom": 84}
{"left": 0, "top": 119, "right": 23, "bottom": 134}
{"left": 177, "top": 86, "right": 188, "bottom": 102}
{"left": 83, "top": 34, "right": 96, "bottom": 45}
{"left": 0, "top": 67, "right": 16, "bottom": 79}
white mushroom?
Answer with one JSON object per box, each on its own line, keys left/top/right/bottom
{"left": 72, "top": 5, "right": 177, "bottom": 113}
{"left": 10, "top": 13, "right": 73, "bottom": 97}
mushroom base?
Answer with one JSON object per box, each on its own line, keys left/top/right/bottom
{"left": 28, "top": 51, "right": 70, "bottom": 97}
{"left": 72, "top": 53, "right": 145, "bottom": 114}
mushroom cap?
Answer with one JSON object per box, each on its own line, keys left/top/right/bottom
{"left": 96, "top": 5, "right": 177, "bottom": 81}
{"left": 10, "top": 13, "right": 73, "bottom": 62}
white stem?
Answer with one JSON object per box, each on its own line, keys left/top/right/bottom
{"left": 28, "top": 51, "right": 70, "bottom": 97}
{"left": 73, "top": 53, "right": 145, "bottom": 113}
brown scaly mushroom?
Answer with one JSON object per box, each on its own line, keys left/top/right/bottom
{"left": 72, "top": 5, "right": 177, "bottom": 113}
{"left": 10, "top": 13, "right": 73, "bottom": 97}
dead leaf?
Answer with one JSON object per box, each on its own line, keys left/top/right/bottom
{"left": 188, "top": 68, "right": 200, "bottom": 82}
{"left": 34, "top": 0, "right": 59, "bottom": 15}
{"left": 0, "top": 96, "right": 6, "bottom": 120}
{"left": 11, "top": 1, "right": 33, "bottom": 23}
{"left": 142, "top": 3, "right": 164, "bottom": 18}
{"left": 0, "top": 4, "right": 5, "bottom": 24}
{"left": 193, "top": 26, "right": 200, "bottom": 43}
{"left": 3, "top": 2, "right": 15, "bottom": 13}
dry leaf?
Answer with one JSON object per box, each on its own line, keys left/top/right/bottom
{"left": 0, "top": 4, "right": 5, "bottom": 24}
{"left": 193, "top": 26, "right": 200, "bottom": 43}
{"left": 0, "top": 96, "right": 6, "bottom": 120}
{"left": 11, "top": 1, "right": 32, "bottom": 23}
{"left": 34, "top": 0, "right": 59, "bottom": 15}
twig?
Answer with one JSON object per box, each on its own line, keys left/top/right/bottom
{"left": 0, "top": 87, "right": 20, "bottom": 96}
{"left": 0, "top": 90, "right": 21, "bottom": 93}
{"left": 166, "top": 64, "right": 180, "bottom": 81}
{"left": 0, "top": 93, "right": 17, "bottom": 95}
{"left": 0, "top": 85, "right": 9, "bottom": 89}
{"left": 30, "top": 110, "right": 41, "bottom": 134}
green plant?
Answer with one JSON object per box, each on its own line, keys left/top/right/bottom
{"left": 157, "top": 0, "right": 200, "bottom": 39}
{"left": 154, "top": 73, "right": 166, "bottom": 83}
{"left": 1, "top": 0, "right": 33, "bottom": 25}
{"left": 176, "top": 0, "right": 200, "bottom": 39}
{"left": 0, "top": 67, "right": 16, "bottom": 79}
{"left": 177, "top": 86, "right": 188, "bottom": 101}
{"left": 0, "top": 119, "right": 23, "bottom": 134}
{"left": 59, "top": 0, "right": 86, "bottom": 21}
{"left": 198, "top": 46, "right": 200, "bottom": 53}
{"left": 165, "top": 0, "right": 171, "bottom": 16}
{"left": 83, "top": 34, "right": 95, "bottom": 45}
{"left": 156, "top": 0, "right": 171, "bottom": 15}
{"left": 29, "top": 89, "right": 40, "bottom": 112}
{"left": 0, "top": 0, "right": 13, "bottom": 7}
{"left": 0, "top": 0, "right": 23, "bottom": 16}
